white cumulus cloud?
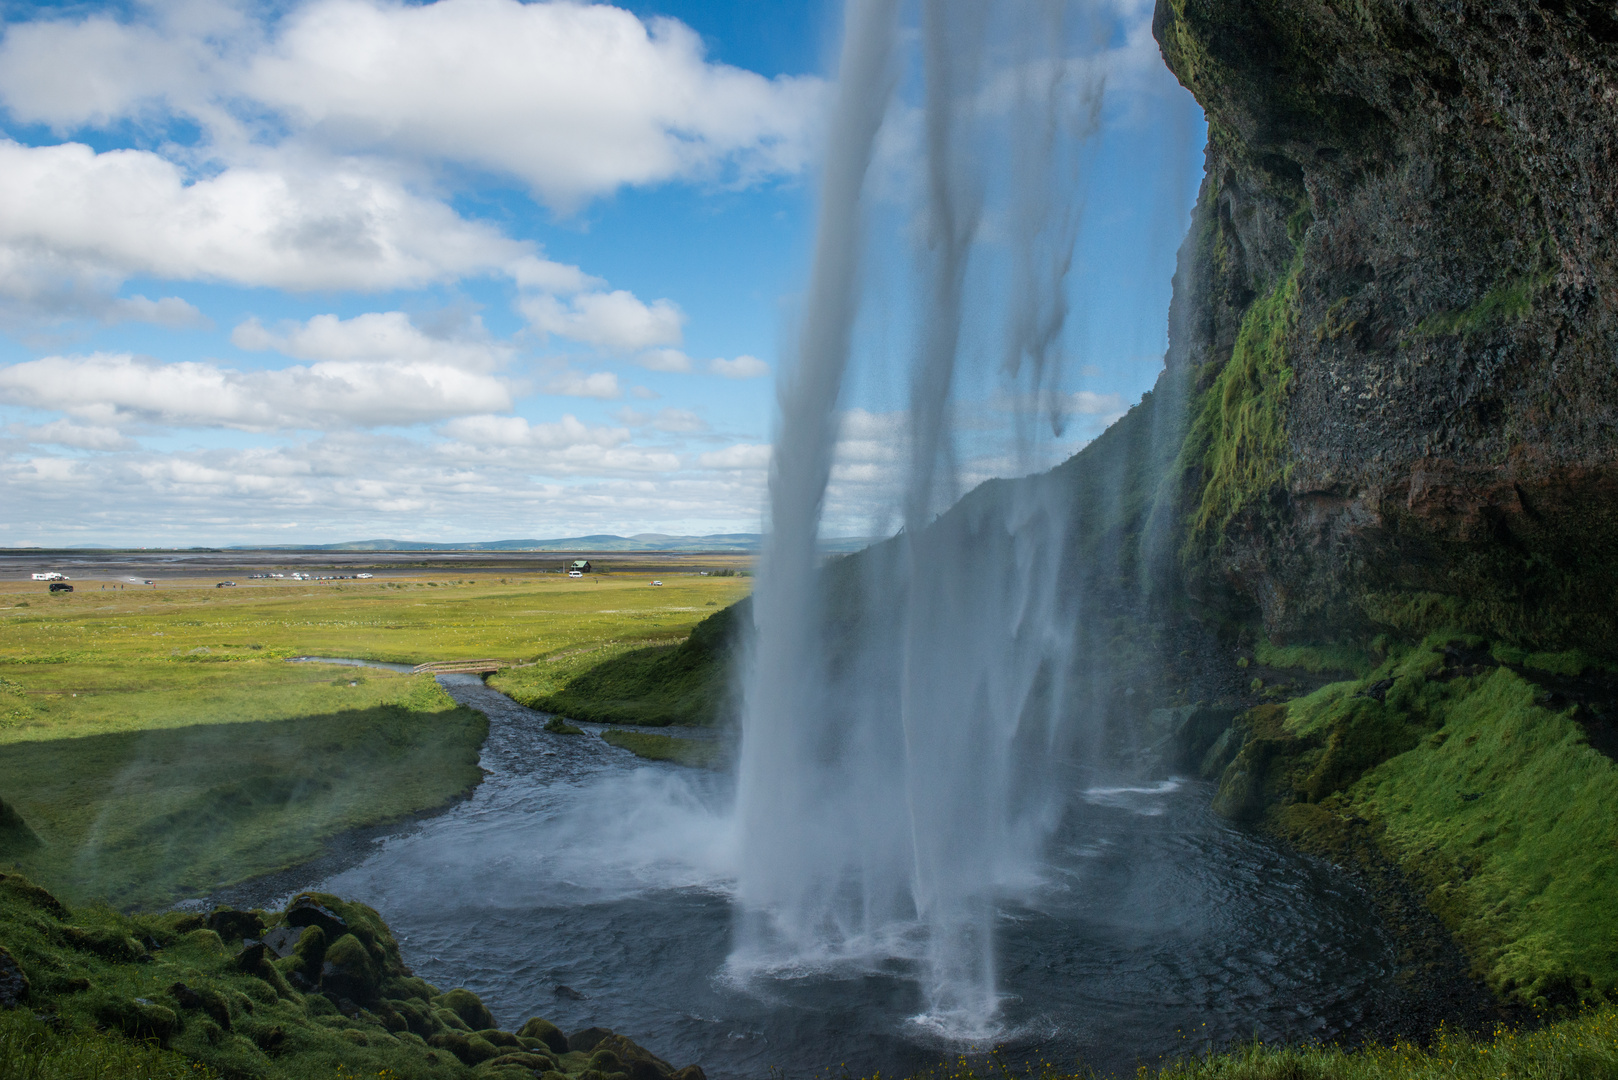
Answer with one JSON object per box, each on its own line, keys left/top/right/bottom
{"left": 522, "top": 290, "right": 685, "bottom": 351}
{"left": 11, "top": 419, "right": 135, "bottom": 451}
{"left": 438, "top": 413, "right": 629, "bottom": 449}
{"left": 0, "top": 351, "right": 511, "bottom": 430}
{"left": 0, "top": 0, "right": 824, "bottom": 209}
{"left": 543, "top": 369, "right": 622, "bottom": 400}
{"left": 636, "top": 348, "right": 693, "bottom": 373}
{"left": 710, "top": 354, "right": 769, "bottom": 379}
{"left": 613, "top": 406, "right": 708, "bottom": 433}
{"left": 699, "top": 443, "right": 771, "bottom": 470}
{"left": 0, "top": 140, "right": 531, "bottom": 304}
{"left": 232, "top": 311, "right": 511, "bottom": 370}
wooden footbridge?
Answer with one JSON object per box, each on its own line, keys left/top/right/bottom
{"left": 410, "top": 658, "right": 512, "bottom": 675}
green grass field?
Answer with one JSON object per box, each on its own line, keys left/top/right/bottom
{"left": 0, "top": 572, "right": 750, "bottom": 744}
{"left": 0, "top": 571, "right": 750, "bottom": 906}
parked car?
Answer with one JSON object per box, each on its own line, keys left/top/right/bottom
{"left": 216, "top": 581, "right": 237, "bottom": 588}
{"left": 48, "top": 582, "right": 73, "bottom": 593}
{"left": 651, "top": 580, "right": 663, "bottom": 586}
{"left": 568, "top": 570, "right": 583, "bottom": 578}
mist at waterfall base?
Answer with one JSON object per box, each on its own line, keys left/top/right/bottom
{"left": 737, "top": 0, "right": 1177, "bottom": 1041}
{"left": 307, "top": 679, "right": 1396, "bottom": 1080}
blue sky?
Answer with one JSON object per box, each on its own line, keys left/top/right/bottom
{"left": 0, "top": 0, "right": 1203, "bottom": 546}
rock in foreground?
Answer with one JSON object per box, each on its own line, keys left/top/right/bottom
{"left": 0, "top": 872, "right": 705, "bottom": 1080}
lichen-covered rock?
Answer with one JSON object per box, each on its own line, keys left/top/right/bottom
{"left": 386, "top": 996, "right": 438, "bottom": 1037}
{"left": 568, "top": 1026, "right": 613, "bottom": 1053}
{"left": 321, "top": 932, "right": 381, "bottom": 1003}
{"left": 94, "top": 994, "right": 179, "bottom": 1043}
{"left": 61, "top": 926, "right": 145, "bottom": 962}
{"left": 167, "top": 981, "right": 232, "bottom": 1031}
{"left": 0, "top": 873, "right": 64, "bottom": 920}
{"left": 205, "top": 907, "right": 263, "bottom": 942}
{"left": 519, "top": 1015, "right": 569, "bottom": 1054}
{"left": 435, "top": 986, "right": 495, "bottom": 1031}
{"left": 235, "top": 941, "right": 295, "bottom": 999}
{"left": 587, "top": 1048, "right": 623, "bottom": 1073}
{"left": 593, "top": 1032, "right": 676, "bottom": 1080}
{"left": 476, "top": 1027, "right": 524, "bottom": 1049}
{"left": 275, "top": 922, "right": 326, "bottom": 983}
{"left": 485, "top": 1051, "right": 559, "bottom": 1070}
{"left": 284, "top": 894, "right": 349, "bottom": 937}
{"left": 429, "top": 1029, "right": 503, "bottom": 1065}
{"left": 0, "top": 872, "right": 705, "bottom": 1080}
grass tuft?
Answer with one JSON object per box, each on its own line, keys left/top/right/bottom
{"left": 599, "top": 729, "right": 724, "bottom": 770}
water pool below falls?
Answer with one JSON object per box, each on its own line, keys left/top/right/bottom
{"left": 232, "top": 675, "right": 1396, "bottom": 1080}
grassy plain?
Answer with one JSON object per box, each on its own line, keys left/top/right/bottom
{"left": 0, "top": 571, "right": 750, "bottom": 743}
{"left": 0, "top": 570, "right": 750, "bottom": 905}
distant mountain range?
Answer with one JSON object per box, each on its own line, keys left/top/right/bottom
{"left": 217, "top": 533, "right": 880, "bottom": 554}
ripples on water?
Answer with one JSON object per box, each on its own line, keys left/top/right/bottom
{"left": 272, "top": 677, "right": 1393, "bottom": 1079}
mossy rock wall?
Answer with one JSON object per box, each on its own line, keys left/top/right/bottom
{"left": 1154, "top": 0, "right": 1618, "bottom": 655}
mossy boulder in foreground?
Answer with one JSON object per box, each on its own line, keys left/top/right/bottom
{"left": 0, "top": 872, "right": 708, "bottom": 1080}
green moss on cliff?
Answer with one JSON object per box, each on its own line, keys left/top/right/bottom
{"left": 1415, "top": 270, "right": 1555, "bottom": 338}
{"left": 1183, "top": 252, "right": 1302, "bottom": 545}
{"left": 1254, "top": 640, "right": 1371, "bottom": 675}
{"left": 1360, "top": 588, "right": 1611, "bottom": 653}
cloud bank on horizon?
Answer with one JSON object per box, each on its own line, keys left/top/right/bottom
{"left": 0, "top": 0, "right": 1199, "bottom": 547}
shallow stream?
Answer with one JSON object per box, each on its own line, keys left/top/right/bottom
{"left": 239, "top": 672, "right": 1396, "bottom": 1079}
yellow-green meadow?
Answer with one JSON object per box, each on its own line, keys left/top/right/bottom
{"left": 0, "top": 570, "right": 750, "bottom": 743}
{"left": 0, "top": 568, "right": 750, "bottom": 905}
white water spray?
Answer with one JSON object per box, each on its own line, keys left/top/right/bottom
{"left": 734, "top": 0, "right": 1111, "bottom": 1038}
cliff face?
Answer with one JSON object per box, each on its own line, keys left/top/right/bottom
{"left": 1154, "top": 0, "right": 1618, "bottom": 652}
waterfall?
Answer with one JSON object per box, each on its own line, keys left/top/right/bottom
{"left": 733, "top": 0, "right": 1109, "bottom": 1037}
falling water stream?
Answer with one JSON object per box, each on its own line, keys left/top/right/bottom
{"left": 737, "top": 0, "right": 1144, "bottom": 1038}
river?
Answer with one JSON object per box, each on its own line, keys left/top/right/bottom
{"left": 230, "top": 671, "right": 1397, "bottom": 1079}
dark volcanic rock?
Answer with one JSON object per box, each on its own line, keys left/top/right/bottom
{"left": 1153, "top": 0, "right": 1618, "bottom": 652}
{"left": 284, "top": 895, "right": 348, "bottom": 938}
{"left": 205, "top": 908, "right": 263, "bottom": 943}
{"left": 261, "top": 925, "right": 303, "bottom": 958}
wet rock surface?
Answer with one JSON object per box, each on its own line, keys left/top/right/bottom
{"left": 1154, "top": 0, "right": 1618, "bottom": 651}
